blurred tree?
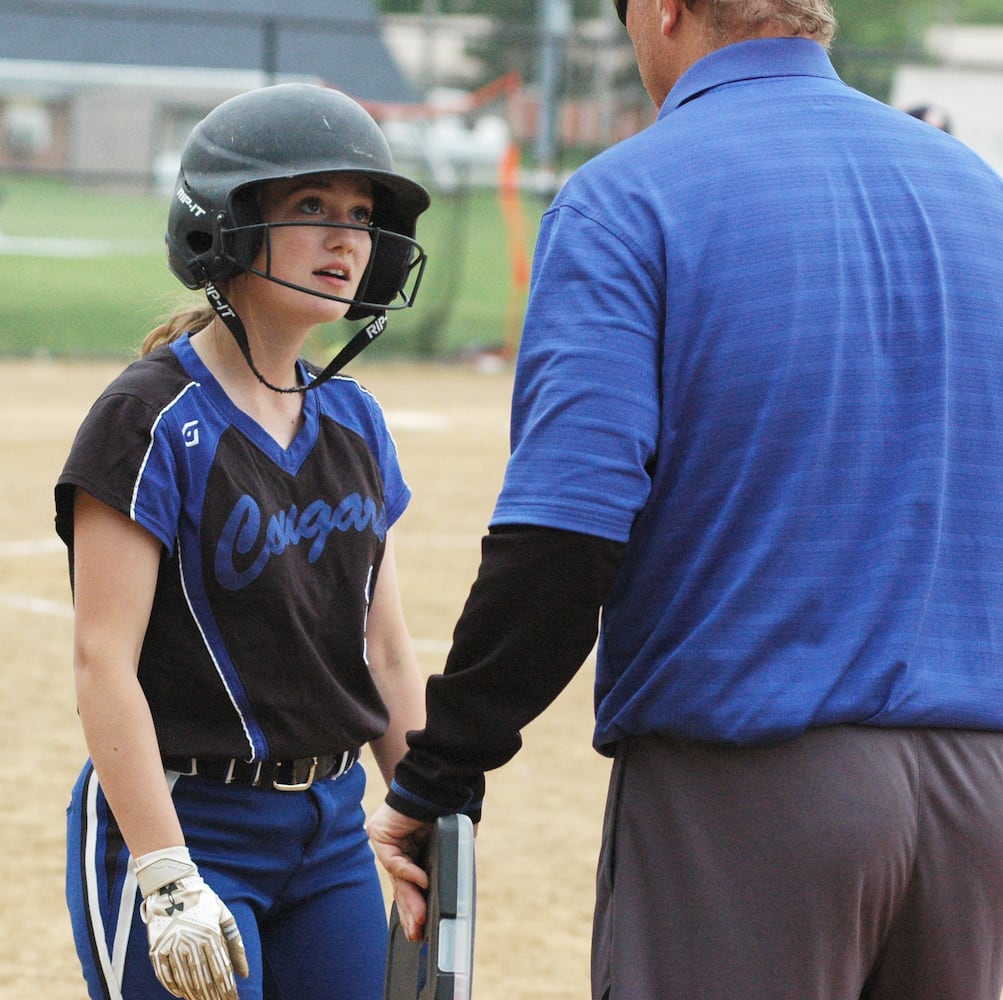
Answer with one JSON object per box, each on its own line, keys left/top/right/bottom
{"left": 830, "top": 0, "right": 940, "bottom": 100}
{"left": 953, "top": 0, "right": 1003, "bottom": 22}
{"left": 372, "top": 0, "right": 600, "bottom": 103}
{"left": 435, "top": 0, "right": 601, "bottom": 89}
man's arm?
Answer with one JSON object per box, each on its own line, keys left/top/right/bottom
{"left": 368, "top": 524, "right": 623, "bottom": 937}
{"left": 389, "top": 523, "right": 624, "bottom": 820}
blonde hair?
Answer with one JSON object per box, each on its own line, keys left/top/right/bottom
{"left": 140, "top": 301, "right": 215, "bottom": 356}
{"left": 690, "top": 0, "right": 838, "bottom": 48}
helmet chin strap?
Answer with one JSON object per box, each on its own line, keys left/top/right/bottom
{"left": 204, "top": 282, "right": 388, "bottom": 394}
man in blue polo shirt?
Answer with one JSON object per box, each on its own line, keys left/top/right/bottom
{"left": 369, "top": 0, "right": 1003, "bottom": 996}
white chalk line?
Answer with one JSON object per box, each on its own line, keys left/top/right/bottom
{"left": 0, "top": 538, "right": 71, "bottom": 615}
{"left": 0, "top": 538, "right": 457, "bottom": 648}
{"left": 0, "top": 537, "right": 64, "bottom": 557}
{"left": 0, "top": 591, "right": 73, "bottom": 618}
{"left": 0, "top": 588, "right": 453, "bottom": 647}
{"left": 0, "top": 234, "right": 161, "bottom": 258}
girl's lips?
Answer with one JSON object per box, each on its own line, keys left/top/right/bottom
{"left": 313, "top": 267, "right": 353, "bottom": 292}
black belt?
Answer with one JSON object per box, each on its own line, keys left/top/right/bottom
{"left": 163, "top": 750, "right": 358, "bottom": 791}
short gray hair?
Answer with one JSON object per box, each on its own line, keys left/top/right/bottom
{"left": 685, "top": 0, "right": 838, "bottom": 48}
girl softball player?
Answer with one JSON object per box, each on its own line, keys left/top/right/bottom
{"left": 56, "top": 83, "right": 430, "bottom": 1000}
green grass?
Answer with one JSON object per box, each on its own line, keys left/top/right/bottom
{"left": 0, "top": 174, "right": 542, "bottom": 361}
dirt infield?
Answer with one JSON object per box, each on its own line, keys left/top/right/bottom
{"left": 0, "top": 357, "right": 608, "bottom": 1000}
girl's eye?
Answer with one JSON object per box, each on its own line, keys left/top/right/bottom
{"left": 299, "top": 196, "right": 324, "bottom": 215}
{"left": 351, "top": 205, "right": 374, "bottom": 225}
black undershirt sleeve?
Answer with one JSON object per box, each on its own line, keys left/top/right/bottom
{"left": 386, "top": 524, "right": 625, "bottom": 823}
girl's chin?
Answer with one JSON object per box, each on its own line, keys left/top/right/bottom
{"left": 311, "top": 286, "right": 358, "bottom": 314}
{"left": 296, "top": 299, "right": 354, "bottom": 325}
{"left": 253, "top": 284, "right": 357, "bottom": 327}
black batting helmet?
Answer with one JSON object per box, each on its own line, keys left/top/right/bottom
{"left": 165, "top": 83, "right": 429, "bottom": 321}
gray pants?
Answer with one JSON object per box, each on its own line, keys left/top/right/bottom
{"left": 592, "top": 726, "right": 1003, "bottom": 1000}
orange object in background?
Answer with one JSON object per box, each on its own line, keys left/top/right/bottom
{"left": 499, "top": 142, "right": 532, "bottom": 358}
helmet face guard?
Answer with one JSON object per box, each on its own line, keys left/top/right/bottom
{"left": 166, "top": 83, "right": 431, "bottom": 321}
{"left": 216, "top": 219, "right": 427, "bottom": 319}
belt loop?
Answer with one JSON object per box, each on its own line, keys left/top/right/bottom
{"left": 175, "top": 757, "right": 197, "bottom": 777}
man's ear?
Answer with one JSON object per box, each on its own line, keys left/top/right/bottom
{"left": 659, "top": 0, "right": 682, "bottom": 36}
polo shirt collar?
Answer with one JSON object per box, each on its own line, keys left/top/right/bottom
{"left": 659, "top": 36, "right": 841, "bottom": 117}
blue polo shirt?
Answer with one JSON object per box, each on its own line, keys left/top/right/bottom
{"left": 491, "top": 38, "right": 1003, "bottom": 750}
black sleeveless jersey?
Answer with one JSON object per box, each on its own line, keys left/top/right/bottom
{"left": 55, "top": 334, "right": 411, "bottom": 761}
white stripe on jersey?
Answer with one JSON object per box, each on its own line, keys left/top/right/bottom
{"left": 130, "top": 380, "right": 201, "bottom": 523}
{"left": 177, "top": 544, "right": 259, "bottom": 762}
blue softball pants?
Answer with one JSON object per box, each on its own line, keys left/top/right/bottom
{"left": 66, "top": 760, "right": 388, "bottom": 1000}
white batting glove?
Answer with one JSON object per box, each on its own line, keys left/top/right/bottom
{"left": 134, "top": 846, "right": 250, "bottom": 1000}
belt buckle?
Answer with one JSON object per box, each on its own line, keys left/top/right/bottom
{"left": 272, "top": 756, "right": 317, "bottom": 792}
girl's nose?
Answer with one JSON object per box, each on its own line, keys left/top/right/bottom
{"left": 325, "top": 222, "right": 368, "bottom": 253}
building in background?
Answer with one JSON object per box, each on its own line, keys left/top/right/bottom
{"left": 0, "top": 0, "right": 417, "bottom": 187}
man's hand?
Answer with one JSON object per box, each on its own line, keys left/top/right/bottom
{"left": 366, "top": 804, "right": 434, "bottom": 941}
{"left": 134, "top": 846, "right": 249, "bottom": 1000}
